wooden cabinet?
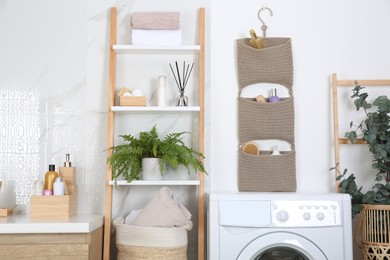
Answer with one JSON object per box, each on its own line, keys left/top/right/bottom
{"left": 0, "top": 215, "right": 103, "bottom": 259}
{"left": 103, "top": 7, "right": 206, "bottom": 260}
{"left": 0, "top": 225, "right": 103, "bottom": 260}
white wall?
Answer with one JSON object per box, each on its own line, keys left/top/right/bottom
{"left": 210, "top": 0, "right": 390, "bottom": 193}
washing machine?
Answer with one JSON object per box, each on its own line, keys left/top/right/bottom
{"left": 208, "top": 192, "right": 353, "bottom": 260}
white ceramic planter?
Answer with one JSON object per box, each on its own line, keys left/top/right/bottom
{"left": 142, "top": 158, "right": 162, "bottom": 180}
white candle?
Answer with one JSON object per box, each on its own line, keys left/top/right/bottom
{"left": 158, "top": 75, "right": 166, "bottom": 106}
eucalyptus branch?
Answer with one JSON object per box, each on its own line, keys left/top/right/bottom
{"left": 337, "top": 82, "right": 390, "bottom": 217}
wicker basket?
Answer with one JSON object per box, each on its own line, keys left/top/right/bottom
{"left": 113, "top": 217, "right": 191, "bottom": 260}
{"left": 355, "top": 204, "right": 390, "bottom": 260}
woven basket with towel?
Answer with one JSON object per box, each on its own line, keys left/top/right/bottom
{"left": 114, "top": 187, "right": 192, "bottom": 260}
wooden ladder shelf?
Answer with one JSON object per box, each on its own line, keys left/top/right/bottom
{"left": 103, "top": 7, "right": 206, "bottom": 260}
{"left": 332, "top": 73, "right": 390, "bottom": 189}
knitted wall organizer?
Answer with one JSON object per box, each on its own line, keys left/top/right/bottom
{"left": 236, "top": 37, "right": 296, "bottom": 192}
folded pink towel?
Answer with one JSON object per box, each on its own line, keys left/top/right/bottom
{"left": 131, "top": 12, "right": 180, "bottom": 30}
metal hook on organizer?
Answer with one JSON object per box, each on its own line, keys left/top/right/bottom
{"left": 258, "top": 7, "right": 273, "bottom": 38}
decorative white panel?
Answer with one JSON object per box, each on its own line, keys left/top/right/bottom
{"left": 0, "top": 82, "right": 40, "bottom": 205}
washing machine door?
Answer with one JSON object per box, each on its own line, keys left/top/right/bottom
{"left": 237, "top": 232, "right": 327, "bottom": 260}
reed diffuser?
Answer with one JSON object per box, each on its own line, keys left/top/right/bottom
{"left": 169, "top": 61, "right": 194, "bottom": 106}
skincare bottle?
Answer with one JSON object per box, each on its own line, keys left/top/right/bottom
{"left": 44, "top": 164, "right": 58, "bottom": 193}
{"left": 59, "top": 154, "right": 76, "bottom": 195}
{"left": 33, "top": 179, "right": 44, "bottom": 195}
{"left": 271, "top": 145, "right": 281, "bottom": 155}
{"left": 53, "top": 177, "right": 65, "bottom": 196}
{"left": 157, "top": 75, "right": 166, "bottom": 106}
{"left": 268, "top": 89, "right": 281, "bottom": 103}
{"left": 42, "top": 189, "right": 52, "bottom": 196}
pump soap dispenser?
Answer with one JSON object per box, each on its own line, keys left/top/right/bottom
{"left": 59, "top": 154, "right": 76, "bottom": 195}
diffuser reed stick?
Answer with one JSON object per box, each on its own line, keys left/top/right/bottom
{"left": 169, "top": 61, "right": 195, "bottom": 92}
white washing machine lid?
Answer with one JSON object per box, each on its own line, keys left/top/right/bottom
{"left": 237, "top": 232, "right": 327, "bottom": 260}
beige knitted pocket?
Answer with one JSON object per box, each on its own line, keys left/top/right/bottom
{"left": 238, "top": 97, "right": 294, "bottom": 144}
{"left": 236, "top": 37, "right": 293, "bottom": 89}
{"left": 238, "top": 150, "right": 296, "bottom": 192}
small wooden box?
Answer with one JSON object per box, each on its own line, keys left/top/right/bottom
{"left": 0, "top": 208, "right": 12, "bottom": 217}
{"left": 119, "top": 96, "right": 146, "bottom": 106}
{"left": 30, "top": 195, "right": 77, "bottom": 219}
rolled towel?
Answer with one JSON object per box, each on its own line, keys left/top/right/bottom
{"left": 131, "top": 12, "right": 180, "bottom": 30}
{"left": 131, "top": 29, "right": 181, "bottom": 45}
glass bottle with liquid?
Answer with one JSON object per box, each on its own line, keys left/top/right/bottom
{"left": 44, "top": 164, "right": 58, "bottom": 193}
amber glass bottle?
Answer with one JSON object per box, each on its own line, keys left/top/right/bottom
{"left": 44, "top": 164, "right": 58, "bottom": 192}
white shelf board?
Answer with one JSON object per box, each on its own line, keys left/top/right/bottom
{"left": 109, "top": 180, "right": 200, "bottom": 186}
{"left": 111, "top": 106, "right": 200, "bottom": 112}
{"left": 113, "top": 45, "right": 200, "bottom": 54}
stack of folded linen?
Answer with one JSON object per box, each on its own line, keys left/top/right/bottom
{"left": 131, "top": 12, "right": 181, "bottom": 45}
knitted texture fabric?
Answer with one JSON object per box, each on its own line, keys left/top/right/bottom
{"left": 236, "top": 37, "right": 296, "bottom": 192}
{"left": 238, "top": 97, "right": 294, "bottom": 144}
{"left": 238, "top": 150, "right": 296, "bottom": 192}
{"left": 236, "top": 38, "right": 293, "bottom": 90}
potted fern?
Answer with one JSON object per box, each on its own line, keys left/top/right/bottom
{"left": 107, "top": 125, "right": 206, "bottom": 182}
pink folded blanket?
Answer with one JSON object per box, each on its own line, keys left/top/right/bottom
{"left": 131, "top": 187, "right": 191, "bottom": 227}
{"left": 131, "top": 12, "right": 180, "bottom": 30}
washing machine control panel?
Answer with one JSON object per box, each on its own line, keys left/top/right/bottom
{"left": 271, "top": 200, "right": 342, "bottom": 227}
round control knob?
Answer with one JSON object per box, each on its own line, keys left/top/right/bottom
{"left": 317, "top": 212, "right": 325, "bottom": 221}
{"left": 303, "top": 212, "right": 311, "bottom": 220}
{"left": 276, "top": 211, "right": 289, "bottom": 222}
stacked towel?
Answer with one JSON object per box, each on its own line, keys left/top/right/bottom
{"left": 131, "top": 12, "right": 180, "bottom": 30}
{"left": 130, "top": 12, "right": 181, "bottom": 45}
{"left": 129, "top": 187, "right": 192, "bottom": 228}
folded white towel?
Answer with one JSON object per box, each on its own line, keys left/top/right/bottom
{"left": 131, "top": 29, "right": 181, "bottom": 45}
{"left": 132, "top": 187, "right": 191, "bottom": 227}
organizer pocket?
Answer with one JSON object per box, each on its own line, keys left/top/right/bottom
{"left": 238, "top": 97, "right": 294, "bottom": 144}
{"left": 236, "top": 37, "right": 293, "bottom": 89}
{"left": 238, "top": 150, "right": 296, "bottom": 192}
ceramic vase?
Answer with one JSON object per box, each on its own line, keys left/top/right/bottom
{"left": 142, "top": 158, "right": 162, "bottom": 180}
